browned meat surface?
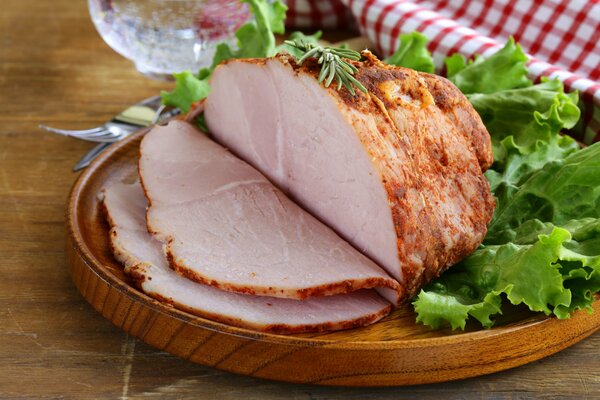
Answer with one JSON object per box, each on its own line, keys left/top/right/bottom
{"left": 205, "top": 52, "right": 495, "bottom": 300}
{"left": 418, "top": 72, "right": 494, "bottom": 170}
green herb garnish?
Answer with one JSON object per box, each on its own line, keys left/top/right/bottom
{"left": 283, "top": 39, "right": 367, "bottom": 95}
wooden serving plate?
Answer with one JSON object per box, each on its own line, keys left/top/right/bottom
{"left": 66, "top": 130, "right": 600, "bottom": 387}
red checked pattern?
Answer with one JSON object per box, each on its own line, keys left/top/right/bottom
{"left": 286, "top": 0, "right": 600, "bottom": 143}
{"left": 285, "top": 0, "right": 355, "bottom": 29}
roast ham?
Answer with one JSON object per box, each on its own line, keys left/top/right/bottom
{"left": 138, "top": 120, "right": 402, "bottom": 303}
{"left": 205, "top": 53, "right": 495, "bottom": 298}
{"left": 101, "top": 182, "right": 392, "bottom": 333}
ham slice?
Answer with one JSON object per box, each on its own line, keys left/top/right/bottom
{"left": 138, "top": 120, "right": 402, "bottom": 303}
{"left": 205, "top": 53, "right": 495, "bottom": 299}
{"left": 101, "top": 182, "right": 392, "bottom": 333}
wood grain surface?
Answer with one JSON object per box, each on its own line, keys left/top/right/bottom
{"left": 66, "top": 129, "right": 600, "bottom": 388}
{"left": 2, "top": 0, "right": 600, "bottom": 398}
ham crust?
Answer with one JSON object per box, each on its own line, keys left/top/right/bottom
{"left": 206, "top": 53, "right": 495, "bottom": 299}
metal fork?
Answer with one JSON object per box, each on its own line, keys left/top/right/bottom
{"left": 40, "top": 121, "right": 137, "bottom": 143}
{"left": 40, "top": 95, "right": 179, "bottom": 171}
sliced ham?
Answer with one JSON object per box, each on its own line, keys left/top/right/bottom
{"left": 205, "top": 53, "right": 495, "bottom": 299}
{"left": 101, "top": 182, "right": 392, "bottom": 333}
{"left": 138, "top": 120, "right": 402, "bottom": 303}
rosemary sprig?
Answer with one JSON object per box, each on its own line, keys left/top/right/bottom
{"left": 283, "top": 39, "right": 367, "bottom": 95}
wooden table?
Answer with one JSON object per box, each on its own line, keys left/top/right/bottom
{"left": 1, "top": 1, "right": 599, "bottom": 398}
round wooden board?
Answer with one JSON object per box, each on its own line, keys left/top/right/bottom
{"left": 66, "top": 130, "right": 600, "bottom": 387}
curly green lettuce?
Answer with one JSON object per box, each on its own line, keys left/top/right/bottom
{"left": 446, "top": 37, "right": 531, "bottom": 94}
{"left": 415, "top": 219, "right": 600, "bottom": 329}
{"left": 211, "top": 0, "right": 287, "bottom": 68}
{"left": 485, "top": 134, "right": 579, "bottom": 195}
{"left": 488, "top": 142, "right": 600, "bottom": 239}
{"left": 468, "top": 79, "right": 580, "bottom": 162}
{"left": 415, "top": 227, "right": 572, "bottom": 330}
{"left": 385, "top": 32, "right": 435, "bottom": 73}
{"left": 160, "top": 71, "right": 211, "bottom": 113}
{"left": 417, "top": 142, "right": 600, "bottom": 330}
{"left": 412, "top": 34, "right": 599, "bottom": 330}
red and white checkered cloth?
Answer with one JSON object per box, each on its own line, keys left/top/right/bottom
{"left": 285, "top": 0, "right": 356, "bottom": 29}
{"left": 286, "top": 0, "right": 600, "bottom": 143}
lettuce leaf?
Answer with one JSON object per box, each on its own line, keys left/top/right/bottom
{"left": 416, "top": 143, "right": 600, "bottom": 330}
{"left": 555, "top": 220, "right": 600, "bottom": 316}
{"left": 415, "top": 227, "right": 573, "bottom": 329}
{"left": 556, "top": 265, "right": 600, "bottom": 318}
{"left": 385, "top": 32, "right": 435, "bottom": 73}
{"left": 447, "top": 38, "right": 531, "bottom": 94}
{"left": 485, "top": 134, "right": 579, "bottom": 194}
{"left": 160, "top": 71, "right": 211, "bottom": 113}
{"left": 489, "top": 142, "right": 600, "bottom": 237}
{"left": 211, "top": 0, "right": 287, "bottom": 68}
{"left": 416, "top": 139, "right": 600, "bottom": 330}
{"left": 467, "top": 79, "right": 580, "bottom": 162}
{"left": 162, "top": 0, "right": 286, "bottom": 111}
{"left": 415, "top": 218, "right": 600, "bottom": 329}
{"left": 444, "top": 53, "right": 467, "bottom": 78}
{"left": 413, "top": 290, "right": 502, "bottom": 331}
{"left": 412, "top": 35, "right": 600, "bottom": 330}
{"left": 485, "top": 134, "right": 580, "bottom": 244}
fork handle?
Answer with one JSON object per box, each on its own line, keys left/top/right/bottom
{"left": 73, "top": 142, "right": 112, "bottom": 171}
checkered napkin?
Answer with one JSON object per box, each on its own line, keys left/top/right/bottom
{"left": 285, "top": 0, "right": 356, "bottom": 29}
{"left": 286, "top": 0, "right": 600, "bottom": 143}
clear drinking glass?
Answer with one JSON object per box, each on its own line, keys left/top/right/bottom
{"left": 88, "top": 0, "right": 252, "bottom": 79}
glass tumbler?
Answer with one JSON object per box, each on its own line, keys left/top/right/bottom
{"left": 88, "top": 0, "right": 252, "bottom": 79}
